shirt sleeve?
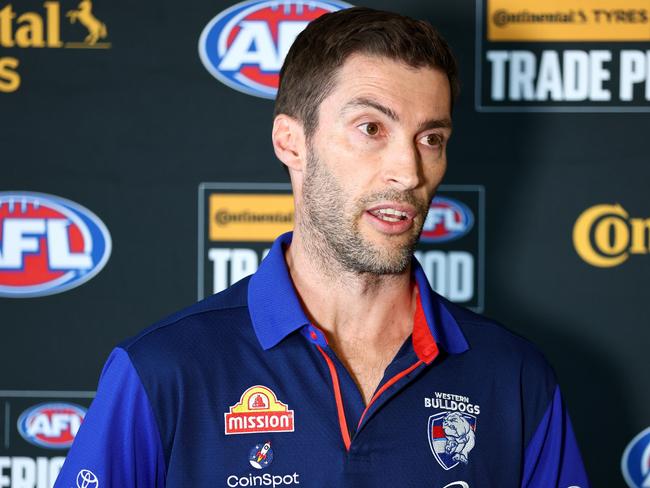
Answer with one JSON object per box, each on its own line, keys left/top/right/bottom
{"left": 521, "top": 385, "right": 589, "bottom": 488}
{"left": 53, "top": 347, "right": 166, "bottom": 488}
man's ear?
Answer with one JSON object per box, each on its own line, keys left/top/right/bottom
{"left": 272, "top": 114, "right": 306, "bottom": 172}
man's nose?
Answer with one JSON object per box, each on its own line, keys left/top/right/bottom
{"left": 382, "top": 138, "right": 422, "bottom": 190}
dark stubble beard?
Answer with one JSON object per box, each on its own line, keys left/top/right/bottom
{"left": 299, "top": 145, "right": 430, "bottom": 276}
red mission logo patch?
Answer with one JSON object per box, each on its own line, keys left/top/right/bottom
{"left": 224, "top": 385, "right": 295, "bottom": 435}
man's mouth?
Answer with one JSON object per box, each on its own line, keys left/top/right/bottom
{"left": 363, "top": 203, "right": 418, "bottom": 235}
{"left": 369, "top": 208, "right": 409, "bottom": 222}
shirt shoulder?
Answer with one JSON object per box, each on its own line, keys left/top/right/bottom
{"left": 119, "top": 275, "right": 253, "bottom": 355}
{"left": 115, "top": 276, "right": 259, "bottom": 402}
{"left": 442, "top": 297, "right": 556, "bottom": 379}
{"left": 112, "top": 277, "right": 259, "bottom": 466}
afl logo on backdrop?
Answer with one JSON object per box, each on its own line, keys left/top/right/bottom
{"left": 0, "top": 192, "right": 112, "bottom": 298}
{"left": 621, "top": 426, "right": 650, "bottom": 488}
{"left": 17, "top": 402, "right": 87, "bottom": 449}
{"left": 198, "top": 0, "right": 351, "bottom": 99}
{"left": 420, "top": 197, "right": 474, "bottom": 243}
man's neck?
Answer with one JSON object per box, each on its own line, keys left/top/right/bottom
{"left": 286, "top": 230, "right": 415, "bottom": 340}
{"left": 285, "top": 230, "right": 416, "bottom": 404}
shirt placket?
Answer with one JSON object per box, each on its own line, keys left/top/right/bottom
{"left": 301, "top": 300, "right": 439, "bottom": 455}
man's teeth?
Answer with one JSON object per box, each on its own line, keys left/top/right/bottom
{"left": 372, "top": 208, "right": 408, "bottom": 222}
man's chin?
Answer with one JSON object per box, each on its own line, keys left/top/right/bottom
{"left": 361, "top": 229, "right": 420, "bottom": 255}
{"left": 343, "top": 240, "right": 415, "bottom": 275}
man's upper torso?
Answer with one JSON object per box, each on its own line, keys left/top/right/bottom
{"left": 54, "top": 232, "right": 589, "bottom": 488}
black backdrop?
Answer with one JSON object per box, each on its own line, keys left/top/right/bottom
{"left": 2, "top": 0, "right": 649, "bottom": 486}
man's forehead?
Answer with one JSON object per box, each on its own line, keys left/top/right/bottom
{"left": 326, "top": 54, "right": 452, "bottom": 119}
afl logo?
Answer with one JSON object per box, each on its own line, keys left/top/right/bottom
{"left": 621, "top": 426, "right": 650, "bottom": 488}
{"left": 198, "top": 0, "right": 351, "bottom": 99}
{"left": 0, "top": 192, "right": 112, "bottom": 298}
{"left": 17, "top": 402, "right": 87, "bottom": 449}
{"left": 421, "top": 197, "right": 474, "bottom": 243}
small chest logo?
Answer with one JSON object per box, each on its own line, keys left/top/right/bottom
{"left": 225, "top": 385, "right": 294, "bottom": 435}
{"left": 429, "top": 412, "right": 477, "bottom": 470}
{"left": 426, "top": 391, "right": 480, "bottom": 470}
{"left": 249, "top": 441, "right": 274, "bottom": 469}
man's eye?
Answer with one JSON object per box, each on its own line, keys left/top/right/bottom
{"left": 420, "top": 133, "right": 443, "bottom": 147}
{"left": 358, "top": 122, "right": 380, "bottom": 136}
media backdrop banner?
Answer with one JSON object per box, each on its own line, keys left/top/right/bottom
{"left": 1, "top": 0, "right": 649, "bottom": 486}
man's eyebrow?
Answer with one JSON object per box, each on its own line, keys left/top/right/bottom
{"left": 340, "top": 97, "right": 399, "bottom": 121}
{"left": 341, "top": 97, "right": 452, "bottom": 132}
{"left": 417, "top": 118, "right": 453, "bottom": 133}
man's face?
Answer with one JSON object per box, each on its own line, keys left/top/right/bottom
{"left": 298, "top": 54, "right": 452, "bottom": 275}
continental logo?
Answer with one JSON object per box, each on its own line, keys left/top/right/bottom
{"left": 0, "top": 1, "right": 110, "bottom": 93}
{"left": 478, "top": 0, "right": 650, "bottom": 109}
{"left": 573, "top": 204, "right": 649, "bottom": 268}
{"left": 209, "top": 194, "right": 294, "bottom": 242}
{"left": 224, "top": 385, "right": 295, "bottom": 435}
{"left": 488, "top": 0, "right": 650, "bottom": 41}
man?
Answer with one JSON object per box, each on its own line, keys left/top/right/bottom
{"left": 55, "top": 7, "right": 589, "bottom": 488}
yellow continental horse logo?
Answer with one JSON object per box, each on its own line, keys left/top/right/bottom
{"left": 66, "top": 1, "right": 107, "bottom": 46}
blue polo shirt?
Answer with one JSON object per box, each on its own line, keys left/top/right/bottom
{"left": 54, "top": 232, "right": 589, "bottom": 488}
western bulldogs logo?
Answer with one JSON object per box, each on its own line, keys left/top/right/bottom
{"left": 621, "top": 426, "right": 650, "bottom": 488}
{"left": 198, "top": 0, "right": 351, "bottom": 99}
{"left": 428, "top": 411, "right": 477, "bottom": 470}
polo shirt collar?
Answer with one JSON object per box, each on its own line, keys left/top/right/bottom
{"left": 247, "top": 232, "right": 469, "bottom": 354}
{"left": 247, "top": 232, "right": 309, "bottom": 351}
{"left": 412, "top": 258, "right": 469, "bottom": 354}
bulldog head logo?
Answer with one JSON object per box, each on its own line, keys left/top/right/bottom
{"left": 442, "top": 412, "right": 476, "bottom": 465}
{"left": 428, "top": 411, "right": 477, "bottom": 470}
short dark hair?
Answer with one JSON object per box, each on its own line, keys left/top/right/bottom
{"left": 274, "top": 7, "right": 460, "bottom": 138}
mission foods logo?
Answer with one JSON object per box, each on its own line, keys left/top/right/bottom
{"left": 225, "top": 385, "right": 295, "bottom": 434}
{"left": 573, "top": 203, "right": 649, "bottom": 268}
{"left": 17, "top": 402, "right": 86, "bottom": 449}
{"left": 476, "top": 0, "right": 650, "bottom": 111}
{"left": 0, "top": 192, "right": 112, "bottom": 298}
{"left": 198, "top": 0, "right": 350, "bottom": 99}
{"left": 198, "top": 183, "right": 485, "bottom": 311}
{"left": 0, "top": 1, "right": 110, "bottom": 93}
